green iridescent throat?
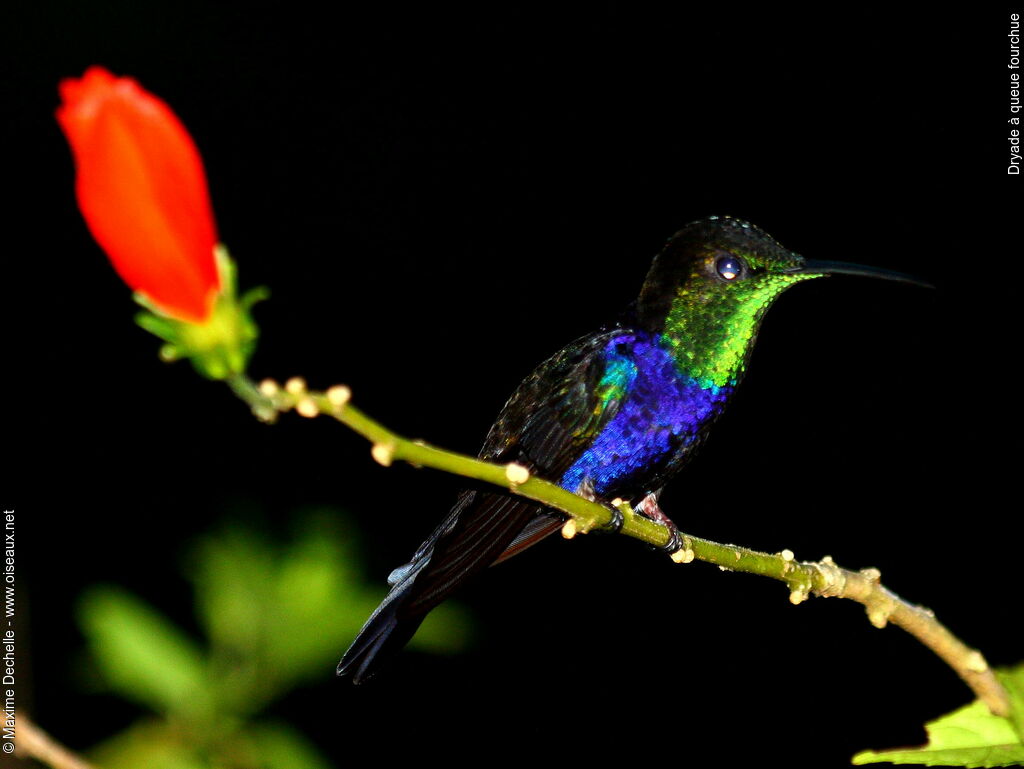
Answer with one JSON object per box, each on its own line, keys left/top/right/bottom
{"left": 659, "top": 272, "right": 819, "bottom": 389}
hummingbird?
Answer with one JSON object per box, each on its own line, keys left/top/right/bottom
{"left": 338, "top": 216, "right": 928, "bottom": 683}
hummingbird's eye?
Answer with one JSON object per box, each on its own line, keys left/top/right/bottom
{"left": 715, "top": 254, "right": 745, "bottom": 281}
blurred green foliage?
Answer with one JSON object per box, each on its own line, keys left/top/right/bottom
{"left": 76, "top": 508, "right": 472, "bottom": 769}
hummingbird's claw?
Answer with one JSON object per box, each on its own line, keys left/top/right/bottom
{"left": 635, "top": 492, "right": 684, "bottom": 554}
{"left": 574, "top": 477, "right": 625, "bottom": 532}
{"left": 660, "top": 525, "right": 684, "bottom": 555}
{"left": 602, "top": 504, "right": 625, "bottom": 534}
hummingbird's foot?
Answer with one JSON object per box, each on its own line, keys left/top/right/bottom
{"left": 575, "top": 477, "right": 597, "bottom": 502}
{"left": 637, "top": 492, "right": 683, "bottom": 554}
{"left": 576, "top": 478, "right": 624, "bottom": 533}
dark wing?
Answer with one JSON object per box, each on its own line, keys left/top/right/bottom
{"left": 480, "top": 327, "right": 636, "bottom": 479}
{"left": 338, "top": 328, "right": 636, "bottom": 682}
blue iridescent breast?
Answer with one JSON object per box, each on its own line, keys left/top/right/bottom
{"left": 559, "top": 332, "right": 732, "bottom": 496}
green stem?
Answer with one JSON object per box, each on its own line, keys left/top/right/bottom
{"left": 226, "top": 373, "right": 1011, "bottom": 718}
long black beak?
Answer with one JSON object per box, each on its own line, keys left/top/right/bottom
{"left": 788, "top": 259, "right": 934, "bottom": 289}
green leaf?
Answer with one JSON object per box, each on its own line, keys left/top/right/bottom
{"left": 89, "top": 719, "right": 208, "bottom": 769}
{"left": 191, "top": 528, "right": 273, "bottom": 659}
{"left": 265, "top": 512, "right": 474, "bottom": 684}
{"left": 78, "top": 586, "right": 213, "bottom": 718}
{"left": 853, "top": 666, "right": 1024, "bottom": 767}
{"left": 240, "top": 720, "right": 335, "bottom": 769}
{"left": 1001, "top": 665, "right": 1024, "bottom": 741}
{"left": 264, "top": 526, "right": 369, "bottom": 683}
{"left": 188, "top": 510, "right": 474, "bottom": 701}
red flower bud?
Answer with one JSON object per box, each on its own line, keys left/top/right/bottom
{"left": 57, "top": 66, "right": 221, "bottom": 323}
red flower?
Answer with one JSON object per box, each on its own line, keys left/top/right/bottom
{"left": 57, "top": 66, "right": 220, "bottom": 323}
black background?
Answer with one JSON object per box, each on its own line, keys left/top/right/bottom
{"left": 4, "top": 4, "right": 1021, "bottom": 767}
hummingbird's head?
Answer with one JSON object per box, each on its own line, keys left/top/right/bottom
{"left": 638, "top": 216, "right": 814, "bottom": 332}
{"left": 638, "top": 216, "right": 929, "bottom": 388}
